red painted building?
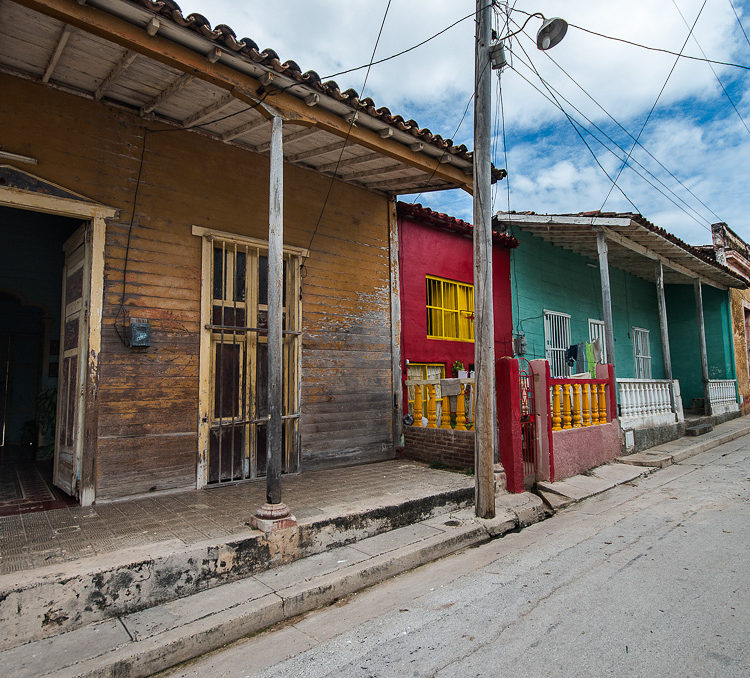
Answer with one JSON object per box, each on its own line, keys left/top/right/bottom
{"left": 397, "top": 202, "right": 518, "bottom": 409}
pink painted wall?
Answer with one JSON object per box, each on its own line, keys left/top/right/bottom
{"left": 551, "top": 421, "right": 622, "bottom": 480}
{"left": 398, "top": 210, "right": 514, "bottom": 409}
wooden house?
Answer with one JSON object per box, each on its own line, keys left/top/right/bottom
{"left": 0, "top": 0, "right": 494, "bottom": 505}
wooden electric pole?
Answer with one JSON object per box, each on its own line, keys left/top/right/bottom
{"left": 473, "top": 0, "right": 496, "bottom": 519}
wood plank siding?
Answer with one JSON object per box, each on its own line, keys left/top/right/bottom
{"left": 2, "top": 74, "right": 395, "bottom": 500}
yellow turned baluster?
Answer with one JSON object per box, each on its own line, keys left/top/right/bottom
{"left": 440, "top": 395, "right": 451, "bottom": 429}
{"left": 598, "top": 384, "right": 607, "bottom": 424}
{"left": 413, "top": 384, "right": 423, "bottom": 425}
{"left": 572, "top": 384, "right": 582, "bottom": 428}
{"left": 562, "top": 385, "right": 573, "bottom": 430}
{"left": 582, "top": 384, "right": 591, "bottom": 427}
{"left": 591, "top": 384, "right": 601, "bottom": 426}
{"left": 455, "top": 385, "right": 467, "bottom": 431}
{"left": 552, "top": 385, "right": 562, "bottom": 431}
{"left": 426, "top": 384, "right": 438, "bottom": 428}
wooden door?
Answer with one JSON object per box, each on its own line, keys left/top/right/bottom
{"left": 53, "top": 224, "right": 89, "bottom": 497}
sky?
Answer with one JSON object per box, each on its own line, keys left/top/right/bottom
{"left": 177, "top": 1, "right": 750, "bottom": 245}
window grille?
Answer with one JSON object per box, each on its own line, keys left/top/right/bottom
{"left": 588, "top": 319, "right": 607, "bottom": 363}
{"left": 633, "top": 327, "right": 652, "bottom": 379}
{"left": 544, "top": 310, "right": 571, "bottom": 377}
{"left": 426, "top": 276, "right": 474, "bottom": 341}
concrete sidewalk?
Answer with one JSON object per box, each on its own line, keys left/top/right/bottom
{"left": 4, "top": 416, "right": 749, "bottom": 678}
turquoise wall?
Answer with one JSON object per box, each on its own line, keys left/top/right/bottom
{"left": 665, "top": 284, "right": 735, "bottom": 405}
{"left": 510, "top": 228, "right": 666, "bottom": 379}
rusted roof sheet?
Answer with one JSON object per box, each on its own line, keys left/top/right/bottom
{"left": 398, "top": 201, "right": 518, "bottom": 248}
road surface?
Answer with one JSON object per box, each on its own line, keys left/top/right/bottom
{"left": 163, "top": 436, "right": 750, "bottom": 677}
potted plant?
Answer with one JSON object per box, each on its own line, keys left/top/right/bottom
{"left": 452, "top": 360, "right": 468, "bottom": 379}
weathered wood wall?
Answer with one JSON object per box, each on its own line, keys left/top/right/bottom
{"left": 2, "top": 74, "right": 395, "bottom": 500}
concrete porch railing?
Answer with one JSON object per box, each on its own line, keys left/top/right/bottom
{"left": 707, "top": 378, "right": 739, "bottom": 416}
{"left": 617, "top": 378, "right": 684, "bottom": 428}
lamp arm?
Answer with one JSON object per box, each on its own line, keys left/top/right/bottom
{"left": 495, "top": 11, "right": 545, "bottom": 42}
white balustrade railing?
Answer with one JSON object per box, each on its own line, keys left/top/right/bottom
{"left": 617, "top": 378, "right": 674, "bottom": 421}
{"left": 707, "top": 379, "right": 737, "bottom": 407}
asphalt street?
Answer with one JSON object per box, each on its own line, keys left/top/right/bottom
{"left": 163, "top": 436, "right": 750, "bottom": 678}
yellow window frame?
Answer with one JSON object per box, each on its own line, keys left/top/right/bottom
{"left": 426, "top": 275, "right": 474, "bottom": 341}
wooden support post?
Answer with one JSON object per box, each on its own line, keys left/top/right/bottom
{"left": 388, "top": 199, "right": 403, "bottom": 445}
{"left": 694, "top": 279, "right": 712, "bottom": 414}
{"left": 472, "top": 0, "right": 496, "bottom": 517}
{"left": 656, "top": 261, "right": 676, "bottom": 413}
{"left": 251, "top": 116, "right": 294, "bottom": 531}
{"left": 596, "top": 231, "right": 616, "bottom": 371}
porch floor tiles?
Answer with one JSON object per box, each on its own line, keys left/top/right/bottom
{"left": 0, "top": 461, "right": 474, "bottom": 575}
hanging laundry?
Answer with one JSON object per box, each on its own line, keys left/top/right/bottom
{"left": 565, "top": 344, "right": 578, "bottom": 367}
{"left": 586, "top": 342, "right": 596, "bottom": 378}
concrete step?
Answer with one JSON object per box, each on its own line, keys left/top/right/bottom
{"left": 1, "top": 495, "right": 545, "bottom": 678}
{"left": 685, "top": 422, "right": 714, "bottom": 436}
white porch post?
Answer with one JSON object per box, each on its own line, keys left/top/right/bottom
{"left": 655, "top": 261, "right": 675, "bottom": 413}
{"left": 251, "top": 115, "right": 295, "bottom": 530}
{"left": 596, "top": 231, "right": 616, "bottom": 370}
{"left": 694, "top": 278, "right": 712, "bottom": 415}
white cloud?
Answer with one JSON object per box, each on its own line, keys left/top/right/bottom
{"left": 176, "top": 0, "right": 750, "bottom": 240}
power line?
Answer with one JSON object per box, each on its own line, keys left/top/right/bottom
{"left": 305, "top": 0, "right": 393, "bottom": 261}
{"left": 321, "top": 3, "right": 494, "bottom": 80}
{"left": 525, "top": 34, "right": 726, "bottom": 225}
{"left": 509, "top": 33, "right": 641, "bottom": 214}
{"left": 598, "top": 0, "right": 708, "bottom": 214}
{"left": 728, "top": 0, "right": 750, "bottom": 49}
{"left": 672, "top": 0, "right": 750, "bottom": 136}
{"left": 510, "top": 7, "right": 750, "bottom": 71}
{"left": 506, "top": 47, "right": 713, "bottom": 232}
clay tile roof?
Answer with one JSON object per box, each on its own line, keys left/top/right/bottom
{"left": 127, "top": 0, "right": 491, "bottom": 170}
{"left": 397, "top": 202, "right": 519, "bottom": 248}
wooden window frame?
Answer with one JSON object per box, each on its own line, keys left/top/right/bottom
{"left": 425, "top": 275, "right": 474, "bottom": 342}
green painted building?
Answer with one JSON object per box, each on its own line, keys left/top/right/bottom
{"left": 498, "top": 212, "right": 743, "bottom": 415}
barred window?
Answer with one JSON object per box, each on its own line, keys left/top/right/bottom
{"left": 426, "top": 276, "right": 474, "bottom": 341}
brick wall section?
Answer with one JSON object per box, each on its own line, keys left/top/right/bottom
{"left": 401, "top": 427, "right": 475, "bottom": 470}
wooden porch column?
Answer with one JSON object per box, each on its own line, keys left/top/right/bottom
{"left": 251, "top": 115, "right": 295, "bottom": 531}
{"left": 596, "top": 231, "right": 616, "bottom": 370}
{"left": 694, "top": 279, "right": 712, "bottom": 414}
{"left": 655, "top": 261, "right": 676, "bottom": 413}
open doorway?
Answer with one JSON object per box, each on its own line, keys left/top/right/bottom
{"left": 0, "top": 206, "right": 80, "bottom": 515}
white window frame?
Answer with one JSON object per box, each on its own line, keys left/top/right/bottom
{"left": 544, "top": 310, "right": 571, "bottom": 377}
{"left": 588, "top": 318, "right": 607, "bottom": 364}
{"left": 632, "top": 327, "right": 652, "bottom": 379}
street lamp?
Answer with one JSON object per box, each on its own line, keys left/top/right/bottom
{"left": 473, "top": 5, "right": 566, "bottom": 518}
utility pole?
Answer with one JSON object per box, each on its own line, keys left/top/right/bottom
{"left": 473, "top": 0, "right": 496, "bottom": 519}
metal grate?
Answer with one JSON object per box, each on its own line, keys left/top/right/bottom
{"left": 544, "top": 310, "right": 571, "bottom": 377}
{"left": 519, "top": 359, "right": 537, "bottom": 488}
{"left": 207, "top": 238, "right": 301, "bottom": 485}
{"left": 632, "top": 327, "right": 652, "bottom": 379}
{"left": 588, "top": 319, "right": 607, "bottom": 363}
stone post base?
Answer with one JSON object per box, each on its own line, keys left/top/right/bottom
{"left": 248, "top": 503, "right": 297, "bottom": 533}
{"left": 493, "top": 463, "right": 507, "bottom": 493}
